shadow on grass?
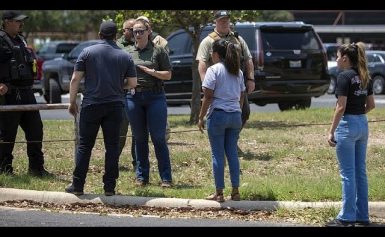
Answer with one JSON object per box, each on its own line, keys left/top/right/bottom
{"left": 168, "top": 142, "right": 196, "bottom": 146}
{"left": 245, "top": 120, "right": 329, "bottom": 130}
{"left": 239, "top": 150, "right": 273, "bottom": 161}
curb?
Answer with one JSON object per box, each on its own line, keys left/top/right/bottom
{"left": 1, "top": 188, "right": 385, "bottom": 217}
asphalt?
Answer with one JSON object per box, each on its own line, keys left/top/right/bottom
{"left": 1, "top": 187, "right": 385, "bottom": 219}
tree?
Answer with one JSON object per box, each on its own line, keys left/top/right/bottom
{"left": 115, "top": 10, "right": 293, "bottom": 124}
{"left": 22, "top": 10, "right": 115, "bottom": 42}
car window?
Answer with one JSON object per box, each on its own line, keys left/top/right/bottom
{"left": 234, "top": 27, "right": 256, "bottom": 50}
{"left": 367, "top": 54, "right": 378, "bottom": 63}
{"left": 56, "top": 43, "right": 78, "bottom": 54}
{"left": 168, "top": 32, "right": 191, "bottom": 55}
{"left": 261, "top": 30, "right": 321, "bottom": 50}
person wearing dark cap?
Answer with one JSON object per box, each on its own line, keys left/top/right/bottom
{"left": 65, "top": 20, "right": 137, "bottom": 196}
{"left": 0, "top": 10, "right": 52, "bottom": 177}
{"left": 196, "top": 10, "right": 255, "bottom": 128}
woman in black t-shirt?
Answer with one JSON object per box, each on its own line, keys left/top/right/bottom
{"left": 326, "top": 42, "right": 375, "bottom": 227}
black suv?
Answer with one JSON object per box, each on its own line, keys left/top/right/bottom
{"left": 42, "top": 40, "right": 100, "bottom": 103}
{"left": 167, "top": 22, "right": 330, "bottom": 110}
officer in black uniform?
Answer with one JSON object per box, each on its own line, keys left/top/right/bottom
{"left": 0, "top": 10, "right": 51, "bottom": 176}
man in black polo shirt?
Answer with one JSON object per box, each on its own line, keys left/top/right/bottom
{"left": 65, "top": 21, "right": 137, "bottom": 196}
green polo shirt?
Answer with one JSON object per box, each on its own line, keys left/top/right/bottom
{"left": 125, "top": 41, "right": 171, "bottom": 89}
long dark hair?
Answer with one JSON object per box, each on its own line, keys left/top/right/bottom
{"left": 338, "top": 42, "right": 371, "bottom": 89}
{"left": 212, "top": 38, "right": 240, "bottom": 76}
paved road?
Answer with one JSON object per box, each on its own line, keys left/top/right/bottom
{"left": 36, "top": 94, "right": 385, "bottom": 120}
{"left": 0, "top": 206, "right": 305, "bottom": 227}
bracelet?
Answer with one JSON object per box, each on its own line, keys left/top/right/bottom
{"left": 153, "top": 69, "right": 156, "bottom": 73}
{"left": 247, "top": 78, "right": 255, "bottom": 81}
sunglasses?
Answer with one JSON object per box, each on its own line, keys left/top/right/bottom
{"left": 133, "top": 29, "right": 147, "bottom": 36}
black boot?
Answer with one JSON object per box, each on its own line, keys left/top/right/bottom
{"left": 28, "top": 167, "right": 53, "bottom": 177}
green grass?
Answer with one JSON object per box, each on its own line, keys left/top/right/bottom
{"left": 2, "top": 107, "right": 385, "bottom": 202}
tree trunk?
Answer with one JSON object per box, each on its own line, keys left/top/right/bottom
{"left": 189, "top": 33, "right": 202, "bottom": 125}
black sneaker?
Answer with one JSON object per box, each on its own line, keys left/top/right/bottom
{"left": 28, "top": 168, "right": 54, "bottom": 177}
{"left": 325, "top": 219, "right": 355, "bottom": 227}
{"left": 65, "top": 184, "right": 84, "bottom": 196}
{"left": 355, "top": 221, "right": 371, "bottom": 227}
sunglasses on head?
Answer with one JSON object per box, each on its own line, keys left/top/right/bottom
{"left": 133, "top": 29, "right": 146, "bottom": 35}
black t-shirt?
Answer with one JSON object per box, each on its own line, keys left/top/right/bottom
{"left": 335, "top": 68, "right": 373, "bottom": 115}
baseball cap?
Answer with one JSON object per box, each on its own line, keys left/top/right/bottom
{"left": 2, "top": 10, "right": 28, "bottom": 21}
{"left": 214, "top": 10, "right": 230, "bottom": 20}
{"left": 99, "top": 20, "right": 117, "bottom": 36}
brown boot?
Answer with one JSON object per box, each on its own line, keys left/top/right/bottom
{"left": 230, "top": 187, "right": 240, "bottom": 201}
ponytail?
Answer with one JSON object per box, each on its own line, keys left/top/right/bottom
{"left": 212, "top": 38, "right": 240, "bottom": 76}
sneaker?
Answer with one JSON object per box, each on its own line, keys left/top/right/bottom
{"left": 160, "top": 181, "right": 172, "bottom": 188}
{"left": 28, "top": 168, "right": 54, "bottom": 177}
{"left": 104, "top": 191, "right": 115, "bottom": 196}
{"left": 65, "top": 184, "right": 84, "bottom": 196}
{"left": 325, "top": 219, "right": 355, "bottom": 227}
{"left": 355, "top": 221, "right": 370, "bottom": 227}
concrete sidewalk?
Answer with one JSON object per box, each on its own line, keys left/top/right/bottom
{"left": 1, "top": 188, "right": 385, "bottom": 218}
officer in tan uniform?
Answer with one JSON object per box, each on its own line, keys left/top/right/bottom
{"left": 196, "top": 10, "right": 255, "bottom": 126}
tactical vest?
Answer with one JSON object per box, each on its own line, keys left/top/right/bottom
{"left": 0, "top": 30, "right": 35, "bottom": 83}
{"left": 208, "top": 31, "right": 246, "bottom": 72}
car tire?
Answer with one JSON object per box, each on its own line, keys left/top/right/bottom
{"left": 278, "top": 102, "right": 292, "bottom": 111}
{"left": 372, "top": 75, "right": 384, "bottom": 95}
{"left": 295, "top": 98, "right": 311, "bottom": 110}
{"left": 327, "top": 76, "right": 337, "bottom": 94}
{"left": 44, "top": 79, "right": 62, "bottom": 104}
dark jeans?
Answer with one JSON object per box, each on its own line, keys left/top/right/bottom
{"left": 118, "top": 105, "right": 136, "bottom": 168}
{"left": 125, "top": 91, "right": 172, "bottom": 183}
{"left": 72, "top": 101, "right": 123, "bottom": 192}
{"left": 0, "top": 89, "right": 44, "bottom": 172}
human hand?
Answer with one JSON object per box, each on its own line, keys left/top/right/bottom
{"left": 68, "top": 103, "right": 79, "bottom": 117}
{"left": 0, "top": 83, "right": 8, "bottom": 95}
{"left": 327, "top": 134, "right": 337, "bottom": 147}
{"left": 137, "top": 65, "right": 153, "bottom": 74}
{"left": 197, "top": 118, "right": 205, "bottom": 133}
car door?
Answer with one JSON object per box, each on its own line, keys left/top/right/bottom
{"left": 166, "top": 30, "right": 193, "bottom": 102}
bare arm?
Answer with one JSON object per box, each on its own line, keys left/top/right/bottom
{"left": 365, "top": 95, "right": 375, "bottom": 113}
{"left": 68, "top": 71, "right": 84, "bottom": 117}
{"left": 245, "top": 58, "right": 255, "bottom": 94}
{"left": 198, "top": 60, "right": 208, "bottom": 82}
{"left": 137, "top": 65, "right": 171, "bottom": 80}
{"left": 328, "top": 96, "right": 347, "bottom": 146}
{"left": 197, "top": 87, "right": 214, "bottom": 132}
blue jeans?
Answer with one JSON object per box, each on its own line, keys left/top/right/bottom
{"left": 335, "top": 114, "right": 369, "bottom": 222}
{"left": 73, "top": 102, "right": 123, "bottom": 193}
{"left": 126, "top": 91, "right": 172, "bottom": 183}
{"left": 207, "top": 109, "right": 242, "bottom": 190}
